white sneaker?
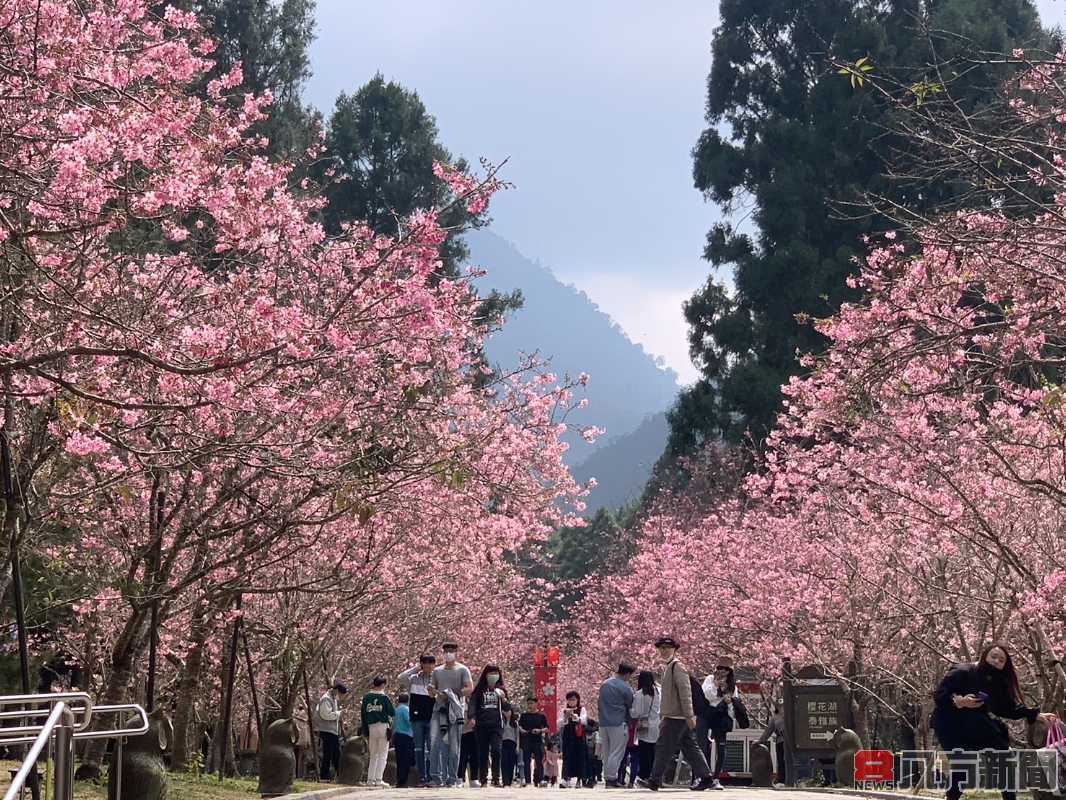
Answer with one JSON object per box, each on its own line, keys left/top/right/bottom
{"left": 773, "top": 783, "right": 786, "bottom": 789}
{"left": 711, "top": 779, "right": 724, "bottom": 790}
{"left": 471, "top": 780, "right": 482, "bottom": 788}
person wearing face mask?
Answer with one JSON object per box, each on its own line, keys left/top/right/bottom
{"left": 428, "top": 642, "right": 474, "bottom": 787}
{"left": 468, "top": 664, "right": 508, "bottom": 787}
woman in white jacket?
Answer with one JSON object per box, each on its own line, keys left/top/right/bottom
{"left": 701, "top": 667, "right": 749, "bottom": 789}
{"left": 630, "top": 671, "right": 660, "bottom": 782}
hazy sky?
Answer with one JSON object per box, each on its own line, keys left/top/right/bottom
{"left": 306, "top": 0, "right": 1066, "bottom": 385}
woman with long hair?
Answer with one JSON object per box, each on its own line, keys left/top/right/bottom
{"left": 630, "top": 670, "right": 660, "bottom": 782}
{"left": 468, "top": 664, "right": 508, "bottom": 787}
{"left": 931, "top": 643, "right": 1058, "bottom": 800}
{"left": 559, "top": 690, "right": 588, "bottom": 788}
{"left": 703, "top": 665, "right": 749, "bottom": 789}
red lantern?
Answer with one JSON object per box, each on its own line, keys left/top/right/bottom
{"left": 533, "top": 647, "right": 545, "bottom": 667}
{"left": 547, "top": 646, "right": 560, "bottom": 666}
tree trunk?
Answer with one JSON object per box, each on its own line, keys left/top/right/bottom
{"left": 75, "top": 608, "right": 147, "bottom": 780}
{"left": 170, "top": 597, "right": 213, "bottom": 770}
{"left": 208, "top": 633, "right": 239, "bottom": 778}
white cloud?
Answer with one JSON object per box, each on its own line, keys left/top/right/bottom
{"left": 562, "top": 271, "right": 700, "bottom": 385}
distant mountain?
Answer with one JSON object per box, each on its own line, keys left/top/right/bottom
{"left": 571, "top": 412, "right": 669, "bottom": 513}
{"left": 467, "top": 229, "right": 677, "bottom": 470}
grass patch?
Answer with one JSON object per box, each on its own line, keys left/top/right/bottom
{"left": 0, "top": 761, "right": 322, "bottom": 799}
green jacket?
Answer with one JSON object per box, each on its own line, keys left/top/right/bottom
{"left": 360, "top": 692, "right": 395, "bottom": 735}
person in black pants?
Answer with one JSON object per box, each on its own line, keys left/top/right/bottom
{"left": 501, "top": 703, "right": 521, "bottom": 785}
{"left": 931, "top": 643, "right": 1058, "bottom": 800}
{"left": 631, "top": 671, "right": 660, "bottom": 782}
{"left": 394, "top": 693, "right": 416, "bottom": 787}
{"left": 468, "top": 665, "right": 507, "bottom": 786}
{"left": 457, "top": 726, "right": 479, "bottom": 785}
{"left": 704, "top": 666, "right": 749, "bottom": 789}
{"left": 519, "top": 696, "right": 549, "bottom": 785}
{"left": 312, "top": 682, "right": 348, "bottom": 781}
{"left": 560, "top": 691, "right": 589, "bottom": 788}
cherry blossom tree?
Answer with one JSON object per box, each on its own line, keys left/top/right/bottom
{"left": 0, "top": 0, "right": 595, "bottom": 777}
{"left": 573, "top": 48, "right": 1066, "bottom": 744}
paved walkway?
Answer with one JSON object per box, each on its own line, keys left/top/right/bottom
{"left": 302, "top": 788, "right": 870, "bottom": 800}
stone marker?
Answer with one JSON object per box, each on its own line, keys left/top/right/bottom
{"left": 338, "top": 736, "right": 368, "bottom": 786}
{"left": 258, "top": 718, "right": 298, "bottom": 798}
{"left": 831, "top": 727, "right": 862, "bottom": 787}
{"left": 749, "top": 742, "right": 773, "bottom": 787}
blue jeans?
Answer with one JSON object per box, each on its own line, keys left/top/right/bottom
{"left": 430, "top": 720, "right": 463, "bottom": 785}
{"left": 412, "top": 719, "right": 432, "bottom": 783}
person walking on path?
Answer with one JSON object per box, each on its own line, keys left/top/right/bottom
{"left": 931, "top": 643, "right": 1058, "bottom": 800}
{"left": 397, "top": 654, "right": 437, "bottom": 786}
{"left": 703, "top": 663, "right": 749, "bottom": 789}
{"left": 519, "top": 696, "right": 549, "bottom": 786}
{"left": 468, "top": 664, "right": 508, "bottom": 787}
{"left": 458, "top": 723, "right": 480, "bottom": 786}
{"left": 428, "top": 641, "right": 473, "bottom": 787}
{"left": 312, "top": 681, "right": 348, "bottom": 781}
{"left": 631, "top": 670, "right": 661, "bottom": 782}
{"left": 394, "top": 693, "right": 416, "bottom": 787}
{"left": 636, "top": 636, "right": 714, "bottom": 792}
{"left": 599, "top": 662, "right": 636, "bottom": 788}
{"left": 360, "top": 677, "right": 396, "bottom": 787}
{"left": 559, "top": 691, "right": 589, "bottom": 788}
{"left": 501, "top": 702, "right": 521, "bottom": 786}
{"left": 544, "top": 741, "right": 560, "bottom": 786}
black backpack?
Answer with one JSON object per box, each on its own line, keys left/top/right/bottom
{"left": 690, "top": 675, "right": 711, "bottom": 718}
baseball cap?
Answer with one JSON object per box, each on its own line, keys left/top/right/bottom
{"left": 654, "top": 636, "right": 680, "bottom": 649}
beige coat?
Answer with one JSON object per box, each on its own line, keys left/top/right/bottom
{"left": 659, "top": 657, "right": 695, "bottom": 720}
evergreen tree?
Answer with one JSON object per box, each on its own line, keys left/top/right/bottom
{"left": 322, "top": 75, "right": 479, "bottom": 275}
{"left": 545, "top": 507, "right": 629, "bottom": 620}
{"left": 673, "top": 0, "right": 1046, "bottom": 456}
{"left": 322, "top": 75, "right": 520, "bottom": 321}
{"left": 173, "top": 0, "right": 319, "bottom": 157}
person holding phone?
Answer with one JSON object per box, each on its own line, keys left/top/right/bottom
{"left": 931, "top": 643, "right": 1058, "bottom": 800}
{"left": 560, "top": 691, "right": 589, "bottom": 788}
{"left": 703, "top": 665, "right": 749, "bottom": 790}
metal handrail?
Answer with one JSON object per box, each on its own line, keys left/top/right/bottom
{"left": 0, "top": 704, "right": 149, "bottom": 745}
{"left": 4, "top": 701, "right": 74, "bottom": 800}
{"left": 0, "top": 693, "right": 93, "bottom": 736}
{"left": 0, "top": 694, "right": 150, "bottom": 800}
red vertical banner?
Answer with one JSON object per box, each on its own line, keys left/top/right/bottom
{"left": 534, "top": 665, "right": 559, "bottom": 733}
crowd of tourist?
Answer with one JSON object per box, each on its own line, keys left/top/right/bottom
{"left": 310, "top": 637, "right": 764, "bottom": 790}
{"left": 311, "top": 638, "right": 1060, "bottom": 800}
